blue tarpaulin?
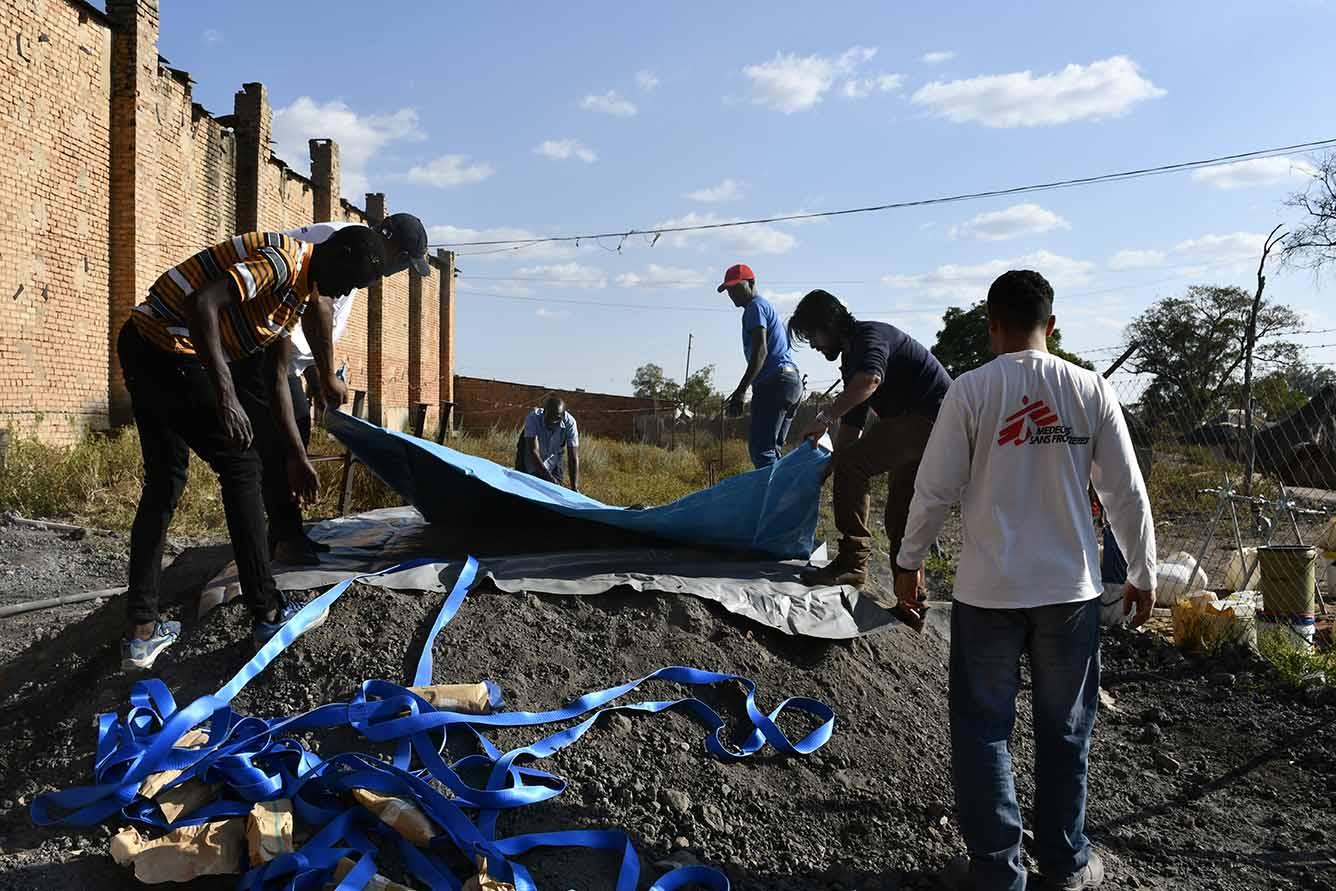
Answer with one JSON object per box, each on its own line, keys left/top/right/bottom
{"left": 327, "top": 411, "right": 829, "bottom": 560}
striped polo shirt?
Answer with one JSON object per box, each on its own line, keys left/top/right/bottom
{"left": 131, "top": 232, "right": 315, "bottom": 361}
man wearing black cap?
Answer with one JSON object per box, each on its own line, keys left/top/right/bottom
{"left": 270, "top": 213, "right": 431, "bottom": 564}
{"left": 118, "top": 226, "right": 387, "bottom": 670}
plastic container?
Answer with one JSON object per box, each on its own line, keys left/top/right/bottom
{"left": 1257, "top": 545, "right": 1317, "bottom": 651}
{"left": 1222, "top": 547, "right": 1262, "bottom": 593}
{"left": 1155, "top": 552, "right": 1209, "bottom": 606}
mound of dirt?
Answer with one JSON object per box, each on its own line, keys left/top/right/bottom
{"left": 0, "top": 538, "right": 1334, "bottom": 890}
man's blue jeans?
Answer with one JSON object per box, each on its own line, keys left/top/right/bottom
{"left": 950, "top": 598, "right": 1100, "bottom": 891}
{"left": 748, "top": 366, "right": 802, "bottom": 469}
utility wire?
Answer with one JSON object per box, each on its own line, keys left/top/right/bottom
{"left": 431, "top": 138, "right": 1336, "bottom": 249}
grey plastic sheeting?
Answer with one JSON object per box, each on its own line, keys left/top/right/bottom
{"left": 199, "top": 507, "right": 901, "bottom": 639}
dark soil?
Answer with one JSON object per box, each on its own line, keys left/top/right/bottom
{"left": 0, "top": 525, "right": 1333, "bottom": 890}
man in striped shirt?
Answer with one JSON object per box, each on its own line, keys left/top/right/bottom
{"left": 118, "top": 227, "right": 386, "bottom": 670}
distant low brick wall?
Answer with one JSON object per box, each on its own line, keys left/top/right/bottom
{"left": 453, "top": 376, "right": 661, "bottom": 441}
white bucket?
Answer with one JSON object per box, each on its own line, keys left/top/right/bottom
{"left": 1257, "top": 613, "right": 1316, "bottom": 652}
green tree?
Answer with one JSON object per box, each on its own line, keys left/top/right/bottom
{"left": 1125, "top": 285, "right": 1302, "bottom": 425}
{"left": 930, "top": 301, "right": 1094, "bottom": 378}
{"left": 1282, "top": 362, "right": 1336, "bottom": 399}
{"left": 679, "top": 364, "right": 721, "bottom": 412}
{"left": 631, "top": 363, "right": 678, "bottom": 401}
{"left": 1252, "top": 372, "right": 1308, "bottom": 419}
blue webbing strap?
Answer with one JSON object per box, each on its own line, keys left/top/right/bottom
{"left": 32, "top": 555, "right": 835, "bottom": 890}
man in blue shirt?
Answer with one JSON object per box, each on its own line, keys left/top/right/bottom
{"left": 518, "top": 395, "right": 581, "bottom": 491}
{"left": 720, "top": 263, "right": 803, "bottom": 468}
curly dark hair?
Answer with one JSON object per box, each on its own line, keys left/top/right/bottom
{"left": 787, "top": 289, "right": 858, "bottom": 345}
{"left": 986, "top": 270, "right": 1053, "bottom": 332}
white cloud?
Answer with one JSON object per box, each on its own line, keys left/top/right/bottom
{"left": 580, "top": 90, "right": 638, "bottom": 117}
{"left": 533, "top": 139, "right": 598, "bottom": 163}
{"left": 536, "top": 307, "right": 570, "bottom": 319}
{"left": 882, "top": 250, "right": 1096, "bottom": 301}
{"left": 910, "top": 55, "right": 1165, "bottom": 127}
{"left": 514, "top": 262, "right": 607, "bottom": 288}
{"left": 635, "top": 70, "right": 660, "bottom": 92}
{"left": 428, "top": 224, "right": 581, "bottom": 263}
{"left": 742, "top": 46, "right": 895, "bottom": 113}
{"left": 1104, "top": 231, "right": 1269, "bottom": 274}
{"left": 1108, "top": 249, "right": 1167, "bottom": 270}
{"left": 272, "top": 97, "right": 424, "bottom": 198}
{"left": 685, "top": 179, "right": 745, "bottom": 203}
{"left": 921, "top": 50, "right": 956, "bottom": 64}
{"left": 1172, "top": 232, "right": 1267, "bottom": 265}
{"left": 203, "top": 28, "right": 223, "bottom": 45}
{"left": 652, "top": 212, "right": 798, "bottom": 255}
{"left": 615, "top": 264, "right": 711, "bottom": 289}
{"left": 842, "top": 73, "right": 906, "bottom": 98}
{"left": 401, "top": 154, "right": 495, "bottom": 188}
{"left": 1190, "top": 157, "right": 1318, "bottom": 190}
{"left": 948, "top": 203, "right": 1071, "bottom": 241}
{"left": 767, "top": 289, "right": 805, "bottom": 307}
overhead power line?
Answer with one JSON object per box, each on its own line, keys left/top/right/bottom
{"left": 431, "top": 137, "right": 1336, "bottom": 249}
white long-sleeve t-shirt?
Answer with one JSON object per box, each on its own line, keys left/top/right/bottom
{"left": 897, "top": 349, "right": 1157, "bottom": 609}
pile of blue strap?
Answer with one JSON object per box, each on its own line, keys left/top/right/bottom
{"left": 31, "top": 557, "right": 836, "bottom": 890}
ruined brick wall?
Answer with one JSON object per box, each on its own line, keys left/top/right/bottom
{"left": 0, "top": 0, "right": 454, "bottom": 444}
{"left": 453, "top": 376, "right": 659, "bottom": 440}
{"left": 256, "top": 161, "right": 315, "bottom": 234}
{"left": 0, "top": 0, "right": 113, "bottom": 442}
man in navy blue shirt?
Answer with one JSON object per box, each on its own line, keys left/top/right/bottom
{"left": 720, "top": 263, "right": 803, "bottom": 468}
{"left": 789, "top": 289, "right": 952, "bottom": 588}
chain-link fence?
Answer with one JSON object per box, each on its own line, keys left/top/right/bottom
{"left": 1104, "top": 367, "right": 1336, "bottom": 607}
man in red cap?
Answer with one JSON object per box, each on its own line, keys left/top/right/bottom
{"left": 719, "top": 263, "right": 803, "bottom": 468}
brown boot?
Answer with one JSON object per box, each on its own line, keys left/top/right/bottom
{"left": 800, "top": 555, "right": 868, "bottom": 588}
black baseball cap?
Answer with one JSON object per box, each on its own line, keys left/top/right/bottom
{"left": 377, "top": 212, "right": 431, "bottom": 276}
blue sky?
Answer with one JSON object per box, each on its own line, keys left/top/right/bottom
{"left": 159, "top": 0, "right": 1336, "bottom": 397}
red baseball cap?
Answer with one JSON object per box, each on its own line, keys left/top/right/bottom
{"left": 717, "top": 263, "right": 755, "bottom": 292}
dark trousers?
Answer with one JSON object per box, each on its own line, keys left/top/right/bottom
{"left": 259, "top": 367, "right": 310, "bottom": 545}
{"left": 119, "top": 322, "right": 282, "bottom": 624}
{"left": 950, "top": 599, "right": 1100, "bottom": 891}
{"left": 748, "top": 366, "right": 803, "bottom": 469}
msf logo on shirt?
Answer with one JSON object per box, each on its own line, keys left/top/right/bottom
{"left": 998, "top": 396, "right": 1091, "bottom": 447}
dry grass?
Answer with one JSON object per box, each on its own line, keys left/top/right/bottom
{"left": 0, "top": 424, "right": 756, "bottom": 537}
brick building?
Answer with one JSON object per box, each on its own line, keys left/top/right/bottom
{"left": 452, "top": 376, "right": 661, "bottom": 440}
{"left": 0, "top": 0, "right": 455, "bottom": 443}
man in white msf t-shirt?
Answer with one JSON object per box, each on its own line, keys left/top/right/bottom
{"left": 895, "top": 269, "right": 1157, "bottom": 891}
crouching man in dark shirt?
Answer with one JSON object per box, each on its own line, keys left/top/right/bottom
{"left": 789, "top": 289, "right": 952, "bottom": 588}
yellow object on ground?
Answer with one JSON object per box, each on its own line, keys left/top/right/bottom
{"left": 351, "top": 788, "right": 438, "bottom": 847}
{"left": 246, "top": 799, "right": 294, "bottom": 866}
{"left": 407, "top": 682, "right": 495, "bottom": 713}
{"left": 329, "top": 857, "right": 414, "bottom": 891}
{"left": 463, "top": 856, "right": 517, "bottom": 891}
{"left": 110, "top": 819, "right": 245, "bottom": 883}
{"left": 1172, "top": 590, "right": 1257, "bottom": 650}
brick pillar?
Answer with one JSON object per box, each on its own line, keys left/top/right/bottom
{"left": 106, "top": 0, "right": 160, "bottom": 426}
{"left": 408, "top": 268, "right": 423, "bottom": 407}
{"left": 438, "top": 249, "right": 455, "bottom": 431}
{"left": 309, "top": 139, "right": 339, "bottom": 223}
{"left": 233, "top": 82, "right": 269, "bottom": 233}
{"left": 365, "top": 193, "right": 387, "bottom": 425}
